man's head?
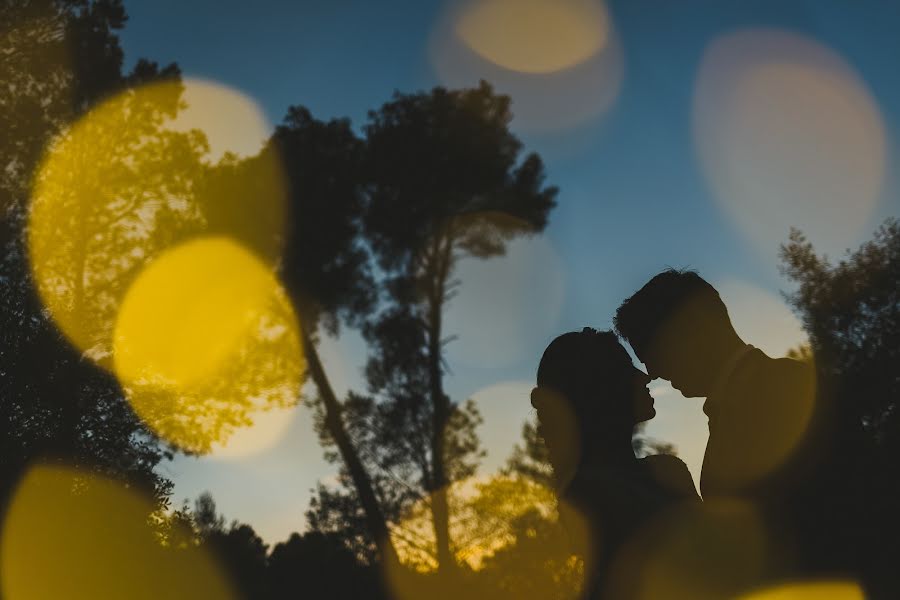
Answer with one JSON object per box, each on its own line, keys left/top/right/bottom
{"left": 614, "top": 269, "right": 741, "bottom": 397}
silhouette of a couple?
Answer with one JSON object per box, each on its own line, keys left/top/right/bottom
{"left": 532, "top": 269, "right": 820, "bottom": 599}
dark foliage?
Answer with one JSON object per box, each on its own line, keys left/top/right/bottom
{"left": 266, "top": 531, "right": 383, "bottom": 600}
{"left": 0, "top": 0, "right": 178, "bottom": 511}
{"left": 273, "top": 106, "right": 375, "bottom": 336}
{"left": 780, "top": 219, "right": 900, "bottom": 597}
{"left": 359, "top": 81, "right": 557, "bottom": 572}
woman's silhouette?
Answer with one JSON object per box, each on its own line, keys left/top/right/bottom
{"left": 532, "top": 328, "right": 698, "bottom": 598}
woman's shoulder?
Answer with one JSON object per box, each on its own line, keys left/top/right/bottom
{"left": 639, "top": 454, "right": 700, "bottom": 501}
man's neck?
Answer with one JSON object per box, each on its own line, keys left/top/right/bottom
{"left": 703, "top": 341, "right": 754, "bottom": 414}
{"left": 709, "top": 334, "right": 750, "bottom": 376}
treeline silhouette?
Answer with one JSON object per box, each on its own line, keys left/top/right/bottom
{"left": 160, "top": 432, "right": 588, "bottom": 600}
{"left": 2, "top": 1, "right": 899, "bottom": 599}
{"left": 171, "top": 492, "right": 380, "bottom": 599}
{"left": 779, "top": 222, "right": 900, "bottom": 598}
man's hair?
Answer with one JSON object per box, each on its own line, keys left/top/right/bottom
{"left": 614, "top": 269, "right": 728, "bottom": 355}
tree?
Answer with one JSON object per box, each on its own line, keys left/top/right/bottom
{"left": 303, "top": 83, "right": 557, "bottom": 575}
{"left": 476, "top": 507, "right": 584, "bottom": 600}
{"left": 502, "top": 419, "right": 555, "bottom": 489}
{"left": 0, "top": 0, "right": 130, "bottom": 219}
{"left": 781, "top": 219, "right": 900, "bottom": 454}
{"left": 361, "top": 81, "right": 558, "bottom": 572}
{"left": 0, "top": 0, "right": 183, "bottom": 509}
{"left": 271, "top": 107, "right": 400, "bottom": 565}
{"left": 266, "top": 531, "right": 381, "bottom": 600}
{"left": 780, "top": 219, "right": 900, "bottom": 597}
{"left": 188, "top": 493, "right": 268, "bottom": 600}
{"left": 164, "top": 492, "right": 269, "bottom": 599}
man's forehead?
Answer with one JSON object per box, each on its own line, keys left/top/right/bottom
{"left": 638, "top": 342, "right": 676, "bottom": 373}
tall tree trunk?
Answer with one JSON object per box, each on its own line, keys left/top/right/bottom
{"left": 425, "top": 239, "right": 456, "bottom": 574}
{"left": 299, "top": 326, "right": 400, "bottom": 567}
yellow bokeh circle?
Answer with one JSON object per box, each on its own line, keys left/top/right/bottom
{"left": 28, "top": 77, "right": 285, "bottom": 364}
{"left": 113, "top": 236, "right": 278, "bottom": 388}
{"left": 736, "top": 581, "right": 865, "bottom": 600}
{"left": 1, "top": 465, "right": 235, "bottom": 599}
{"left": 456, "top": 0, "right": 609, "bottom": 74}
{"left": 113, "top": 236, "right": 304, "bottom": 454}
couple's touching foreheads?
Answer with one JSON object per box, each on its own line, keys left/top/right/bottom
{"left": 530, "top": 268, "right": 833, "bottom": 599}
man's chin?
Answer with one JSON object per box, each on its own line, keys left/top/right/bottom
{"left": 672, "top": 383, "right": 703, "bottom": 398}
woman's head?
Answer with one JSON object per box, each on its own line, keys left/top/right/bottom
{"left": 532, "top": 329, "right": 655, "bottom": 482}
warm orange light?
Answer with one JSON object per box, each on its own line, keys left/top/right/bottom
{"left": 1, "top": 465, "right": 235, "bottom": 599}
{"left": 170, "top": 79, "right": 273, "bottom": 161}
{"left": 716, "top": 279, "right": 808, "bottom": 359}
{"left": 28, "top": 76, "right": 286, "bottom": 365}
{"left": 431, "top": 0, "right": 623, "bottom": 132}
{"left": 736, "top": 580, "right": 865, "bottom": 600}
{"left": 456, "top": 0, "right": 609, "bottom": 74}
{"left": 607, "top": 499, "right": 771, "bottom": 599}
{"left": 384, "top": 475, "right": 589, "bottom": 599}
{"left": 113, "top": 237, "right": 276, "bottom": 388}
{"left": 114, "top": 236, "right": 304, "bottom": 455}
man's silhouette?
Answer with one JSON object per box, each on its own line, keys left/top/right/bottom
{"left": 613, "top": 269, "right": 816, "bottom": 501}
{"left": 612, "top": 269, "right": 888, "bottom": 591}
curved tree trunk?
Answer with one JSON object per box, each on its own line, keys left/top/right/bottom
{"left": 300, "top": 326, "right": 400, "bottom": 568}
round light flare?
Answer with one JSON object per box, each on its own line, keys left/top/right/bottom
{"left": 716, "top": 279, "right": 808, "bottom": 359}
{"left": 172, "top": 78, "right": 273, "bottom": 162}
{"left": 114, "top": 236, "right": 304, "bottom": 454}
{"left": 431, "top": 0, "right": 623, "bottom": 133}
{"left": 737, "top": 581, "right": 866, "bottom": 600}
{"left": 444, "top": 222, "right": 565, "bottom": 369}
{"left": 468, "top": 381, "right": 544, "bottom": 473}
{"left": 383, "top": 475, "right": 590, "bottom": 599}
{"left": 715, "top": 280, "right": 817, "bottom": 487}
{"left": 606, "top": 499, "right": 772, "bottom": 600}
{"left": 114, "top": 237, "right": 275, "bottom": 388}
{"left": 1, "top": 465, "right": 235, "bottom": 600}
{"left": 28, "top": 76, "right": 286, "bottom": 365}
{"left": 207, "top": 404, "right": 297, "bottom": 460}
{"left": 456, "top": 0, "right": 609, "bottom": 74}
{"left": 736, "top": 581, "right": 865, "bottom": 600}
{"left": 694, "top": 29, "right": 887, "bottom": 259}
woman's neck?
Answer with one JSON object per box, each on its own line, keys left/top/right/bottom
{"left": 581, "top": 433, "right": 637, "bottom": 468}
{"left": 556, "top": 437, "right": 637, "bottom": 494}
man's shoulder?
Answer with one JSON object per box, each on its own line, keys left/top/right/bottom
{"left": 737, "top": 349, "right": 814, "bottom": 395}
{"left": 703, "top": 350, "right": 819, "bottom": 495}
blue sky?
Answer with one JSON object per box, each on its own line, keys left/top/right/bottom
{"left": 120, "top": 0, "right": 900, "bottom": 544}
